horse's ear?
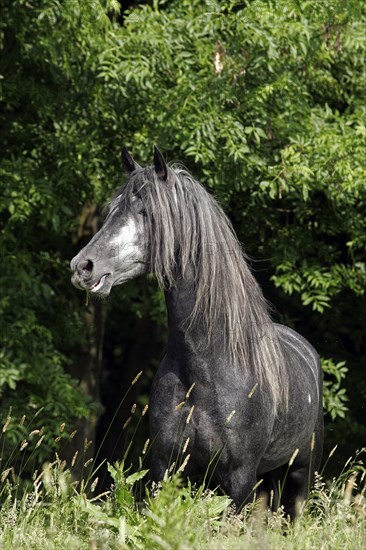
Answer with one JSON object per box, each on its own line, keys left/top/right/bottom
{"left": 122, "top": 146, "right": 139, "bottom": 174}
{"left": 153, "top": 145, "right": 168, "bottom": 181}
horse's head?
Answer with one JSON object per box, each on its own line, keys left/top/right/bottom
{"left": 70, "top": 146, "right": 168, "bottom": 297}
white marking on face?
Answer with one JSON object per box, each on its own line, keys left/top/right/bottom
{"left": 110, "top": 217, "right": 142, "bottom": 265}
{"left": 308, "top": 394, "right": 311, "bottom": 404}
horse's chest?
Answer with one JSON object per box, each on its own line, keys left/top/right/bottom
{"left": 150, "top": 374, "right": 223, "bottom": 454}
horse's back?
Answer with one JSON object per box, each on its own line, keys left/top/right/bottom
{"left": 275, "top": 323, "right": 322, "bottom": 391}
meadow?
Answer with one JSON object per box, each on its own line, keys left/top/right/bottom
{"left": 1, "top": 413, "right": 365, "bottom": 550}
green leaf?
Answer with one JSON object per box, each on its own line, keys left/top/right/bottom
{"left": 125, "top": 469, "right": 149, "bottom": 485}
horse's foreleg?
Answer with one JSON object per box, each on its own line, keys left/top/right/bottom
{"left": 221, "top": 467, "right": 259, "bottom": 511}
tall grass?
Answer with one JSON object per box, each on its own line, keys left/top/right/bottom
{"left": 1, "top": 396, "right": 365, "bottom": 549}
{"left": 0, "top": 450, "right": 365, "bottom": 549}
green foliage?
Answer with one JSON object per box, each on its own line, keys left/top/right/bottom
{"left": 99, "top": 4, "right": 365, "bottom": 295}
{"left": 141, "top": 476, "right": 231, "bottom": 549}
{"left": 1, "top": 0, "right": 365, "bottom": 472}
{"left": 107, "top": 460, "right": 149, "bottom": 515}
{"left": 322, "top": 359, "right": 348, "bottom": 420}
{"left": 0, "top": 0, "right": 119, "bottom": 467}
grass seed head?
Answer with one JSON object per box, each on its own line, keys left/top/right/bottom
{"left": 177, "top": 454, "right": 191, "bottom": 474}
{"left": 289, "top": 448, "right": 299, "bottom": 466}
{"left": 186, "top": 405, "right": 195, "bottom": 424}
{"left": 1, "top": 468, "right": 12, "bottom": 483}
{"left": 90, "top": 477, "right": 99, "bottom": 493}
{"left": 248, "top": 383, "right": 258, "bottom": 398}
{"left": 131, "top": 370, "right": 143, "bottom": 385}
{"left": 2, "top": 407, "right": 12, "bottom": 433}
{"left": 182, "top": 437, "right": 190, "bottom": 454}
{"left": 329, "top": 445, "right": 338, "bottom": 458}
{"left": 71, "top": 451, "right": 79, "bottom": 467}
{"left": 225, "top": 410, "right": 236, "bottom": 425}
{"left": 36, "top": 435, "right": 45, "bottom": 448}
{"left": 142, "top": 438, "right": 150, "bottom": 455}
{"left": 185, "top": 383, "right": 196, "bottom": 399}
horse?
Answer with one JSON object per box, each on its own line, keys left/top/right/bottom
{"left": 70, "top": 146, "right": 323, "bottom": 519}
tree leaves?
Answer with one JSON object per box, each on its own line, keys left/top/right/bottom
{"left": 1, "top": 0, "right": 365, "bottom": 472}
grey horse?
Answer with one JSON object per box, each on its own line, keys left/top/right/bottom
{"left": 70, "top": 146, "right": 323, "bottom": 519}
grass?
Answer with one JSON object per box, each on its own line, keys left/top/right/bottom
{"left": 0, "top": 446, "right": 365, "bottom": 549}
{"left": 1, "top": 400, "right": 365, "bottom": 549}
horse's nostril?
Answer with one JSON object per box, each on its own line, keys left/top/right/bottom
{"left": 78, "top": 259, "right": 93, "bottom": 276}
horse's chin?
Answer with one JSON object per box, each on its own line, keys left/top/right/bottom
{"left": 85, "top": 273, "right": 114, "bottom": 298}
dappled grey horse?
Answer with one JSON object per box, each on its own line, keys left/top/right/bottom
{"left": 70, "top": 146, "right": 323, "bottom": 519}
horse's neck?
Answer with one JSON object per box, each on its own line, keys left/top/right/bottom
{"left": 164, "top": 274, "right": 222, "bottom": 384}
{"left": 165, "top": 276, "right": 196, "bottom": 348}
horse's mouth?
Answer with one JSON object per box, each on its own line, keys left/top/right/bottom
{"left": 89, "top": 274, "right": 111, "bottom": 294}
{"left": 71, "top": 271, "right": 113, "bottom": 296}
